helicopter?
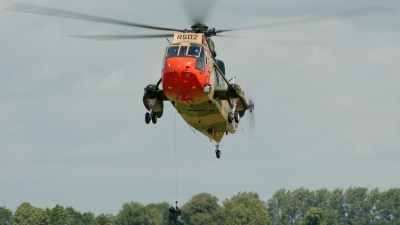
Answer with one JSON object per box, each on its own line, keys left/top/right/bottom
{"left": 6, "top": 2, "right": 394, "bottom": 158}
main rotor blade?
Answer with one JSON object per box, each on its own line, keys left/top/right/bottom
{"left": 217, "top": 5, "right": 395, "bottom": 33}
{"left": 5, "top": 3, "right": 184, "bottom": 32}
{"left": 179, "top": 0, "right": 217, "bottom": 24}
{"left": 216, "top": 34, "right": 326, "bottom": 47}
{"left": 70, "top": 33, "right": 175, "bottom": 41}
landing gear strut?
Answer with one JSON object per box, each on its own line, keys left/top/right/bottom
{"left": 228, "top": 98, "right": 240, "bottom": 125}
{"left": 145, "top": 98, "right": 157, "bottom": 124}
{"left": 215, "top": 143, "right": 221, "bottom": 159}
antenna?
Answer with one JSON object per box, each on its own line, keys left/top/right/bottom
{"left": 273, "top": 197, "right": 278, "bottom": 225}
{"left": 228, "top": 75, "right": 236, "bottom": 84}
{"left": 166, "top": 37, "right": 171, "bottom": 44}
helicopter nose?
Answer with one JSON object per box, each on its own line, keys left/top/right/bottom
{"left": 162, "top": 57, "right": 205, "bottom": 102}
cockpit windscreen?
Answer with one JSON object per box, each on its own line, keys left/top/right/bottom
{"left": 166, "top": 46, "right": 178, "bottom": 56}
{"left": 188, "top": 46, "right": 201, "bottom": 56}
{"left": 179, "top": 46, "right": 188, "bottom": 56}
{"left": 166, "top": 45, "right": 203, "bottom": 58}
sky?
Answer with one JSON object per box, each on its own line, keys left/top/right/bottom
{"left": 1, "top": 0, "right": 399, "bottom": 215}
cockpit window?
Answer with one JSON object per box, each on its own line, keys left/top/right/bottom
{"left": 166, "top": 45, "right": 204, "bottom": 58}
{"left": 188, "top": 46, "right": 201, "bottom": 56}
{"left": 179, "top": 46, "right": 188, "bottom": 56}
{"left": 166, "top": 46, "right": 179, "bottom": 56}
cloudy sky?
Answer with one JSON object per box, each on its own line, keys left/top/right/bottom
{"left": 1, "top": 0, "right": 399, "bottom": 215}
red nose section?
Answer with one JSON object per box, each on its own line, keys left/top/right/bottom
{"left": 162, "top": 57, "right": 209, "bottom": 103}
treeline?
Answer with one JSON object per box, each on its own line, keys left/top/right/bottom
{"left": 268, "top": 187, "right": 400, "bottom": 225}
{"left": 1, "top": 187, "right": 399, "bottom": 225}
{"left": 0, "top": 192, "right": 268, "bottom": 225}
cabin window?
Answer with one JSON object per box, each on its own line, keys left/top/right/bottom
{"left": 205, "top": 50, "right": 209, "bottom": 65}
{"left": 195, "top": 48, "right": 205, "bottom": 71}
{"left": 166, "top": 46, "right": 179, "bottom": 56}
{"left": 214, "top": 69, "right": 221, "bottom": 88}
{"left": 188, "top": 46, "right": 201, "bottom": 56}
{"left": 179, "top": 46, "right": 188, "bottom": 56}
{"left": 161, "top": 57, "right": 166, "bottom": 71}
{"left": 195, "top": 58, "right": 204, "bottom": 71}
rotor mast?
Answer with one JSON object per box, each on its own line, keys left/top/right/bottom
{"left": 189, "top": 23, "right": 216, "bottom": 37}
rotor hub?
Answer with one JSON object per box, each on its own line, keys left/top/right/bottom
{"left": 189, "top": 23, "right": 217, "bottom": 37}
{"left": 191, "top": 23, "right": 208, "bottom": 32}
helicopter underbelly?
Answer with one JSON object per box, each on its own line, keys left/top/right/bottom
{"left": 174, "top": 95, "right": 235, "bottom": 142}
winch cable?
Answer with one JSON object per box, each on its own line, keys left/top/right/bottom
{"left": 174, "top": 110, "right": 178, "bottom": 204}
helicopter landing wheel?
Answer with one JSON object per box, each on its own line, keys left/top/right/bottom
{"left": 234, "top": 112, "right": 240, "bottom": 123}
{"left": 215, "top": 149, "right": 221, "bottom": 159}
{"left": 151, "top": 112, "right": 157, "bottom": 124}
{"left": 228, "top": 113, "right": 233, "bottom": 123}
{"left": 215, "top": 143, "right": 221, "bottom": 159}
{"left": 145, "top": 112, "right": 151, "bottom": 124}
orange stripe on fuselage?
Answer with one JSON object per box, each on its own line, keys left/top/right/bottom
{"left": 162, "top": 57, "right": 210, "bottom": 103}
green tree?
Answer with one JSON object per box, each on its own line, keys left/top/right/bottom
{"left": 223, "top": 192, "right": 270, "bottom": 225}
{"left": 181, "top": 193, "right": 224, "bottom": 225}
{"left": 65, "top": 206, "right": 88, "bottom": 224}
{"left": 12, "top": 202, "right": 50, "bottom": 225}
{"left": 290, "top": 188, "right": 315, "bottom": 224}
{"left": 343, "top": 187, "right": 373, "bottom": 225}
{"left": 58, "top": 206, "right": 98, "bottom": 225}
{"left": 376, "top": 188, "right": 400, "bottom": 224}
{"left": 96, "top": 213, "right": 118, "bottom": 225}
{"left": 47, "top": 204, "right": 73, "bottom": 225}
{"left": 326, "top": 188, "right": 346, "bottom": 225}
{"left": 64, "top": 206, "right": 81, "bottom": 224}
{"left": 366, "top": 188, "right": 381, "bottom": 222}
{"left": 117, "top": 202, "right": 160, "bottom": 225}
{"left": 78, "top": 212, "right": 97, "bottom": 225}
{"left": 267, "top": 188, "right": 292, "bottom": 225}
{"left": 0, "top": 206, "right": 12, "bottom": 225}
{"left": 147, "top": 202, "right": 169, "bottom": 225}
{"left": 314, "top": 189, "right": 329, "bottom": 209}
{"left": 314, "top": 189, "right": 342, "bottom": 225}
{"left": 267, "top": 188, "right": 318, "bottom": 225}
{"left": 302, "top": 207, "right": 327, "bottom": 225}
